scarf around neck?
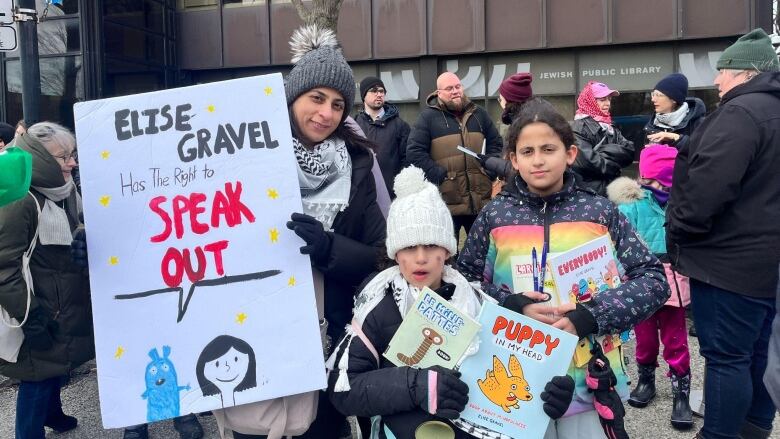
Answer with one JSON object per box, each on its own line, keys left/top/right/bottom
{"left": 576, "top": 82, "right": 613, "bottom": 125}
{"left": 31, "top": 179, "right": 80, "bottom": 245}
{"left": 294, "top": 136, "right": 352, "bottom": 230}
{"left": 653, "top": 102, "right": 689, "bottom": 129}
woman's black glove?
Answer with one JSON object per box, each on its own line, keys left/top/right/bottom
{"left": 22, "top": 306, "right": 57, "bottom": 351}
{"left": 71, "top": 227, "right": 88, "bottom": 268}
{"left": 477, "top": 154, "right": 513, "bottom": 179}
{"left": 541, "top": 375, "right": 575, "bottom": 419}
{"left": 412, "top": 366, "right": 469, "bottom": 419}
{"left": 286, "top": 213, "right": 333, "bottom": 264}
{"left": 586, "top": 342, "right": 629, "bottom": 439}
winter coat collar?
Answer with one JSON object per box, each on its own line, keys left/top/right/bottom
{"left": 356, "top": 103, "right": 399, "bottom": 126}
{"left": 500, "top": 170, "right": 583, "bottom": 208}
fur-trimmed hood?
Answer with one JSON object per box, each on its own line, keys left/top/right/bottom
{"left": 606, "top": 176, "right": 644, "bottom": 205}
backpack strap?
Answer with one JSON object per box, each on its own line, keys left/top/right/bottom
{"left": 351, "top": 318, "right": 380, "bottom": 367}
{"left": 1, "top": 191, "right": 42, "bottom": 328}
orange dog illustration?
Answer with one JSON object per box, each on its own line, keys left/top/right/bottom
{"left": 477, "top": 355, "right": 533, "bottom": 413}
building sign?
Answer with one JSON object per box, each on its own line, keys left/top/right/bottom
{"left": 677, "top": 40, "right": 731, "bottom": 88}
{"left": 488, "top": 52, "right": 576, "bottom": 96}
{"left": 578, "top": 46, "right": 674, "bottom": 91}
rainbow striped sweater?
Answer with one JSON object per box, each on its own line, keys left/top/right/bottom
{"left": 457, "top": 172, "right": 670, "bottom": 416}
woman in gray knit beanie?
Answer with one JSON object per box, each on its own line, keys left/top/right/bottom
{"left": 228, "top": 24, "right": 386, "bottom": 439}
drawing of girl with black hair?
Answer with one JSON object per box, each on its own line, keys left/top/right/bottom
{"left": 196, "top": 335, "right": 257, "bottom": 407}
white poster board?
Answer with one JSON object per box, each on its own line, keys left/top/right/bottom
{"left": 74, "top": 73, "right": 326, "bottom": 428}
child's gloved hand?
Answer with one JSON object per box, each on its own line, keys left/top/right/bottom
{"left": 541, "top": 375, "right": 575, "bottom": 419}
{"left": 586, "top": 342, "right": 629, "bottom": 439}
{"left": 412, "top": 366, "right": 469, "bottom": 419}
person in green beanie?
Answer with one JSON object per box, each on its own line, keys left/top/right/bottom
{"left": 667, "top": 27, "right": 780, "bottom": 439}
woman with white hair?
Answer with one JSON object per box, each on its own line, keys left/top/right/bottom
{"left": 0, "top": 122, "right": 94, "bottom": 439}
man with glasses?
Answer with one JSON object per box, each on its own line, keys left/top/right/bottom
{"left": 406, "top": 72, "right": 502, "bottom": 244}
{"left": 355, "top": 76, "right": 411, "bottom": 198}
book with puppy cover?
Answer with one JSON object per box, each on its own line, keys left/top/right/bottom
{"left": 547, "top": 234, "right": 632, "bottom": 366}
{"left": 384, "top": 287, "right": 481, "bottom": 369}
{"left": 458, "top": 301, "right": 578, "bottom": 438}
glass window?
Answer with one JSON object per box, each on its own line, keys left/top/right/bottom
{"left": 5, "top": 56, "right": 83, "bottom": 128}
{"left": 45, "top": 0, "right": 79, "bottom": 15}
{"left": 105, "top": 0, "right": 165, "bottom": 34}
{"left": 104, "top": 58, "right": 165, "bottom": 97}
{"left": 223, "top": 0, "right": 266, "bottom": 7}
{"left": 104, "top": 22, "right": 166, "bottom": 65}
{"left": 4, "top": 17, "right": 79, "bottom": 57}
{"left": 177, "top": 0, "right": 218, "bottom": 10}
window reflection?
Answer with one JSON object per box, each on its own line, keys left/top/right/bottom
{"left": 177, "top": 0, "right": 218, "bottom": 10}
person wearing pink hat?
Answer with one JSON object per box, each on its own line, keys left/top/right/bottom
{"left": 570, "top": 81, "right": 635, "bottom": 196}
{"left": 607, "top": 144, "right": 692, "bottom": 431}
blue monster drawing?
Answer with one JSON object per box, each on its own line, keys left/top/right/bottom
{"left": 142, "top": 346, "right": 190, "bottom": 422}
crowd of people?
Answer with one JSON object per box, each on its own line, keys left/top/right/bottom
{"left": 0, "top": 23, "right": 778, "bottom": 439}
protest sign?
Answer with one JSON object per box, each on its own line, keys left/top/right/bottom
{"left": 74, "top": 73, "right": 325, "bottom": 428}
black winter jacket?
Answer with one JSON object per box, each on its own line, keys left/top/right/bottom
{"left": 317, "top": 143, "right": 387, "bottom": 339}
{"left": 666, "top": 72, "right": 780, "bottom": 298}
{"left": 570, "top": 117, "right": 635, "bottom": 196}
{"left": 643, "top": 97, "right": 707, "bottom": 149}
{"left": 355, "top": 104, "right": 411, "bottom": 198}
{"left": 0, "top": 134, "right": 94, "bottom": 381}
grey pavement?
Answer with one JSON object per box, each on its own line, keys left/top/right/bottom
{"left": 2, "top": 319, "right": 779, "bottom": 438}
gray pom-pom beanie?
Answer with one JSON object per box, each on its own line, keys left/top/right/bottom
{"left": 285, "top": 24, "right": 355, "bottom": 115}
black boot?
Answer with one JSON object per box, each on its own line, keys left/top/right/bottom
{"left": 123, "top": 424, "right": 149, "bottom": 439}
{"left": 738, "top": 421, "right": 773, "bottom": 439}
{"left": 628, "top": 363, "right": 656, "bottom": 408}
{"left": 670, "top": 371, "right": 693, "bottom": 430}
{"left": 173, "top": 414, "right": 204, "bottom": 439}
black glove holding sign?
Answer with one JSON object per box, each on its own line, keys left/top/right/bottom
{"left": 286, "top": 213, "right": 333, "bottom": 265}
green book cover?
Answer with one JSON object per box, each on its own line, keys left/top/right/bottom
{"left": 384, "top": 287, "right": 481, "bottom": 369}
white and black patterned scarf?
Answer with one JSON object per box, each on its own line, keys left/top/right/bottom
{"left": 294, "top": 136, "right": 351, "bottom": 230}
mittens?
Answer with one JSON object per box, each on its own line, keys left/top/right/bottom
{"left": 541, "top": 375, "right": 575, "bottom": 419}
{"left": 412, "top": 366, "right": 469, "bottom": 419}
{"left": 286, "top": 213, "right": 333, "bottom": 264}
{"left": 22, "top": 306, "right": 55, "bottom": 351}
{"left": 586, "top": 342, "right": 629, "bottom": 439}
{"left": 71, "top": 227, "right": 88, "bottom": 268}
{"left": 503, "top": 293, "right": 535, "bottom": 314}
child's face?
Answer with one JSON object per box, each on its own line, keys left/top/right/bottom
{"left": 510, "top": 122, "right": 578, "bottom": 198}
{"left": 395, "top": 245, "right": 448, "bottom": 291}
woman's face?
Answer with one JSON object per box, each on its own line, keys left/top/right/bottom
{"left": 395, "top": 245, "right": 448, "bottom": 290}
{"left": 203, "top": 347, "right": 250, "bottom": 392}
{"left": 44, "top": 140, "right": 78, "bottom": 182}
{"left": 595, "top": 96, "right": 611, "bottom": 114}
{"left": 651, "top": 90, "right": 677, "bottom": 114}
{"left": 291, "top": 87, "right": 345, "bottom": 147}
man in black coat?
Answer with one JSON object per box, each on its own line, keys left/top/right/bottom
{"left": 355, "top": 77, "right": 411, "bottom": 198}
{"left": 666, "top": 28, "right": 780, "bottom": 439}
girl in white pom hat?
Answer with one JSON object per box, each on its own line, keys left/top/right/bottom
{"left": 327, "top": 166, "right": 575, "bottom": 438}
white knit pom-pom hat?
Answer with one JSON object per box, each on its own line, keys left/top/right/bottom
{"left": 385, "top": 166, "right": 457, "bottom": 259}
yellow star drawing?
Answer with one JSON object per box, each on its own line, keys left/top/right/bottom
{"left": 269, "top": 228, "right": 279, "bottom": 243}
{"left": 264, "top": 86, "right": 273, "bottom": 96}
{"left": 266, "top": 188, "right": 279, "bottom": 199}
{"left": 114, "top": 346, "right": 125, "bottom": 359}
{"left": 99, "top": 195, "right": 111, "bottom": 207}
{"left": 288, "top": 276, "right": 296, "bottom": 287}
{"left": 100, "top": 150, "right": 110, "bottom": 160}
{"left": 109, "top": 256, "right": 119, "bottom": 266}
{"left": 207, "top": 104, "right": 216, "bottom": 112}
{"left": 236, "top": 312, "right": 248, "bottom": 324}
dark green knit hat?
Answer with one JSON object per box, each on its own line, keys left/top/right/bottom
{"left": 716, "top": 28, "right": 780, "bottom": 72}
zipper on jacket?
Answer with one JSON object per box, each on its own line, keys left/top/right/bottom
{"left": 458, "top": 122, "right": 475, "bottom": 214}
{"left": 541, "top": 201, "right": 551, "bottom": 263}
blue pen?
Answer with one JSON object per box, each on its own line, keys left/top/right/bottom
{"left": 539, "top": 242, "right": 548, "bottom": 295}
{"left": 531, "top": 247, "right": 539, "bottom": 292}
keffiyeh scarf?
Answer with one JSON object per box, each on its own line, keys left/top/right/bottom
{"left": 294, "top": 136, "right": 352, "bottom": 230}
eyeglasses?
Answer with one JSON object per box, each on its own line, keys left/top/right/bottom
{"left": 368, "top": 87, "right": 386, "bottom": 95}
{"left": 438, "top": 84, "right": 463, "bottom": 93}
{"left": 54, "top": 150, "right": 77, "bottom": 162}
{"left": 650, "top": 91, "right": 668, "bottom": 99}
